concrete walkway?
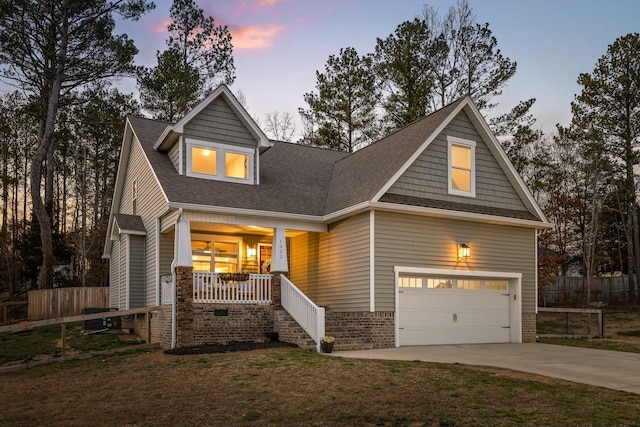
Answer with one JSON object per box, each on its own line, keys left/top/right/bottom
{"left": 331, "top": 343, "right": 640, "bottom": 394}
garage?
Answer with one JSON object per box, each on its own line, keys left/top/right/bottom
{"left": 395, "top": 268, "right": 521, "bottom": 346}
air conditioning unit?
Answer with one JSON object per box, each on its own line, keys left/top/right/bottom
{"left": 82, "top": 307, "right": 120, "bottom": 331}
{"left": 120, "top": 314, "right": 135, "bottom": 329}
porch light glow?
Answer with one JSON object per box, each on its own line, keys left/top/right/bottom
{"left": 246, "top": 245, "right": 256, "bottom": 258}
{"left": 458, "top": 243, "right": 470, "bottom": 259}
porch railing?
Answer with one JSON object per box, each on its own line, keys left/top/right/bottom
{"left": 281, "top": 275, "right": 325, "bottom": 352}
{"left": 193, "top": 272, "right": 272, "bottom": 304}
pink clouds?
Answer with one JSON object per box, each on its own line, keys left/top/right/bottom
{"left": 230, "top": 23, "right": 285, "bottom": 50}
{"left": 255, "top": 0, "right": 287, "bottom": 8}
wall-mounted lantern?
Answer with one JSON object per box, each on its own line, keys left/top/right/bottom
{"left": 246, "top": 245, "right": 257, "bottom": 258}
{"left": 458, "top": 243, "right": 470, "bottom": 259}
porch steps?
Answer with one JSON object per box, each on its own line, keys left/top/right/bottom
{"left": 324, "top": 307, "right": 374, "bottom": 352}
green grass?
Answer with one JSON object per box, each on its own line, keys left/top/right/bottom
{"left": 0, "top": 322, "right": 143, "bottom": 366}
{"left": 538, "top": 337, "right": 640, "bottom": 353}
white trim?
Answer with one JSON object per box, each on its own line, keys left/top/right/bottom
{"left": 125, "top": 235, "right": 130, "bottom": 310}
{"left": 393, "top": 266, "right": 522, "bottom": 347}
{"left": 369, "top": 210, "right": 375, "bottom": 312}
{"left": 178, "top": 135, "right": 184, "bottom": 175}
{"left": 155, "top": 218, "right": 160, "bottom": 306}
{"left": 535, "top": 230, "right": 539, "bottom": 315}
{"left": 447, "top": 136, "right": 476, "bottom": 198}
{"left": 371, "top": 99, "right": 468, "bottom": 202}
{"left": 185, "top": 138, "right": 255, "bottom": 184}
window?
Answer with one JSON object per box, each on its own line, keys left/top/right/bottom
{"left": 448, "top": 136, "right": 476, "bottom": 197}
{"left": 399, "top": 277, "right": 423, "bottom": 288}
{"left": 485, "top": 280, "right": 509, "bottom": 291}
{"left": 191, "top": 147, "right": 217, "bottom": 175}
{"left": 186, "top": 139, "right": 254, "bottom": 184}
{"left": 458, "top": 279, "right": 481, "bottom": 290}
{"left": 427, "top": 278, "right": 452, "bottom": 289}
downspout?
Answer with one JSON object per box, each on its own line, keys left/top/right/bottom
{"left": 171, "top": 208, "right": 183, "bottom": 349}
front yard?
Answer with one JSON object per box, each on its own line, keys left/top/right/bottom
{"left": 1, "top": 346, "right": 640, "bottom": 426}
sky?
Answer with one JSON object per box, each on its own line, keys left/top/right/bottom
{"left": 116, "top": 0, "right": 640, "bottom": 135}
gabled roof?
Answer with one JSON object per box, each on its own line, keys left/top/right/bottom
{"left": 113, "top": 214, "right": 146, "bottom": 235}
{"left": 153, "top": 84, "right": 270, "bottom": 151}
{"left": 117, "top": 94, "right": 550, "bottom": 230}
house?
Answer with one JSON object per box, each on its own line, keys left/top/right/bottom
{"left": 103, "top": 84, "right": 552, "bottom": 351}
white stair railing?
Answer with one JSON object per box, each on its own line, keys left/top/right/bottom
{"left": 280, "top": 275, "right": 325, "bottom": 352}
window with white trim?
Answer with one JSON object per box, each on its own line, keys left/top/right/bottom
{"left": 447, "top": 136, "right": 476, "bottom": 197}
{"left": 186, "top": 139, "right": 254, "bottom": 184}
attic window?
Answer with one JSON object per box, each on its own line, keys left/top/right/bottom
{"left": 186, "top": 139, "right": 254, "bottom": 184}
{"left": 447, "top": 136, "right": 476, "bottom": 197}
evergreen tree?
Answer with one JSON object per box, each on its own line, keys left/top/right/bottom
{"left": 299, "top": 47, "right": 379, "bottom": 152}
{"left": 138, "top": 0, "right": 235, "bottom": 121}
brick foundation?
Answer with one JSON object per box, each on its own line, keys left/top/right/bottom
{"left": 193, "top": 304, "right": 274, "bottom": 345}
{"left": 330, "top": 311, "right": 395, "bottom": 349}
{"left": 522, "top": 312, "right": 537, "bottom": 342}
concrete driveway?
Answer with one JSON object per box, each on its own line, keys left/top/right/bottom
{"left": 332, "top": 343, "right": 640, "bottom": 394}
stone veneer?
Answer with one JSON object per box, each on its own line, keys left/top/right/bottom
{"left": 522, "top": 312, "right": 537, "bottom": 342}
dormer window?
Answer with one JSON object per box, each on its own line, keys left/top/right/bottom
{"left": 186, "top": 138, "right": 254, "bottom": 184}
{"left": 447, "top": 136, "right": 476, "bottom": 197}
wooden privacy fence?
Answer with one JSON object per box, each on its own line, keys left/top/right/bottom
{"left": 28, "top": 287, "right": 109, "bottom": 321}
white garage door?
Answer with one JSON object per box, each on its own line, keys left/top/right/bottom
{"left": 398, "top": 276, "right": 511, "bottom": 346}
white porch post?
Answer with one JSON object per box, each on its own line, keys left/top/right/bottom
{"left": 175, "top": 219, "right": 193, "bottom": 268}
{"left": 271, "top": 227, "right": 288, "bottom": 273}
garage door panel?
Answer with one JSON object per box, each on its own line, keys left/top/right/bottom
{"left": 398, "top": 278, "right": 512, "bottom": 346}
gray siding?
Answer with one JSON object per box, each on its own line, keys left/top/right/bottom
{"left": 168, "top": 142, "right": 180, "bottom": 172}
{"left": 129, "top": 235, "right": 146, "bottom": 308}
{"left": 119, "top": 138, "right": 168, "bottom": 306}
{"left": 290, "top": 212, "right": 370, "bottom": 311}
{"left": 119, "top": 235, "right": 127, "bottom": 309}
{"left": 158, "top": 232, "right": 174, "bottom": 277}
{"left": 184, "top": 97, "right": 257, "bottom": 149}
{"left": 374, "top": 211, "right": 536, "bottom": 313}
{"left": 388, "top": 110, "right": 527, "bottom": 212}
{"left": 109, "top": 238, "right": 121, "bottom": 308}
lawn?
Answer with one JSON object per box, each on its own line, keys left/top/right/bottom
{"left": 1, "top": 346, "right": 640, "bottom": 426}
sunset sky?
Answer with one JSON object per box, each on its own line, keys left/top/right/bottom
{"left": 117, "top": 0, "right": 640, "bottom": 135}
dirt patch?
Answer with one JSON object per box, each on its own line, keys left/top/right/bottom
{"left": 164, "top": 340, "right": 297, "bottom": 355}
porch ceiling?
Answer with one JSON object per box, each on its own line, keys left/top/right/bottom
{"left": 189, "top": 222, "right": 306, "bottom": 237}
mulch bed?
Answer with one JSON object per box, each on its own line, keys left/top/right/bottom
{"left": 164, "top": 340, "right": 298, "bottom": 355}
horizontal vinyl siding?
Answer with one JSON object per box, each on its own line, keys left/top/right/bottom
{"left": 388, "top": 110, "right": 527, "bottom": 212}
{"left": 159, "top": 232, "right": 174, "bottom": 277}
{"left": 168, "top": 142, "right": 180, "bottom": 172}
{"left": 109, "top": 239, "right": 121, "bottom": 308}
{"left": 290, "top": 213, "right": 370, "bottom": 311}
{"left": 129, "top": 236, "right": 146, "bottom": 308}
{"left": 184, "top": 97, "right": 257, "bottom": 149}
{"left": 121, "top": 138, "right": 168, "bottom": 306}
{"left": 119, "top": 235, "right": 127, "bottom": 309}
{"left": 375, "top": 211, "right": 536, "bottom": 313}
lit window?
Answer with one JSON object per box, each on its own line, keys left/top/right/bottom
{"left": 225, "top": 152, "right": 248, "bottom": 179}
{"left": 485, "top": 280, "right": 508, "bottom": 291}
{"left": 426, "top": 278, "right": 452, "bottom": 289}
{"left": 399, "top": 277, "right": 423, "bottom": 288}
{"left": 448, "top": 136, "right": 476, "bottom": 197}
{"left": 191, "top": 147, "right": 217, "bottom": 175}
{"left": 186, "top": 139, "right": 254, "bottom": 184}
{"left": 458, "top": 279, "right": 480, "bottom": 290}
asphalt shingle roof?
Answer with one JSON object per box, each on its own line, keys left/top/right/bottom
{"left": 126, "top": 97, "right": 542, "bottom": 223}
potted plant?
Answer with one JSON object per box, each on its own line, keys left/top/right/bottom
{"left": 320, "top": 336, "right": 334, "bottom": 353}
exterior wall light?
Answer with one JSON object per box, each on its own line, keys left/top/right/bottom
{"left": 246, "top": 245, "right": 257, "bottom": 258}
{"left": 458, "top": 243, "right": 470, "bottom": 259}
